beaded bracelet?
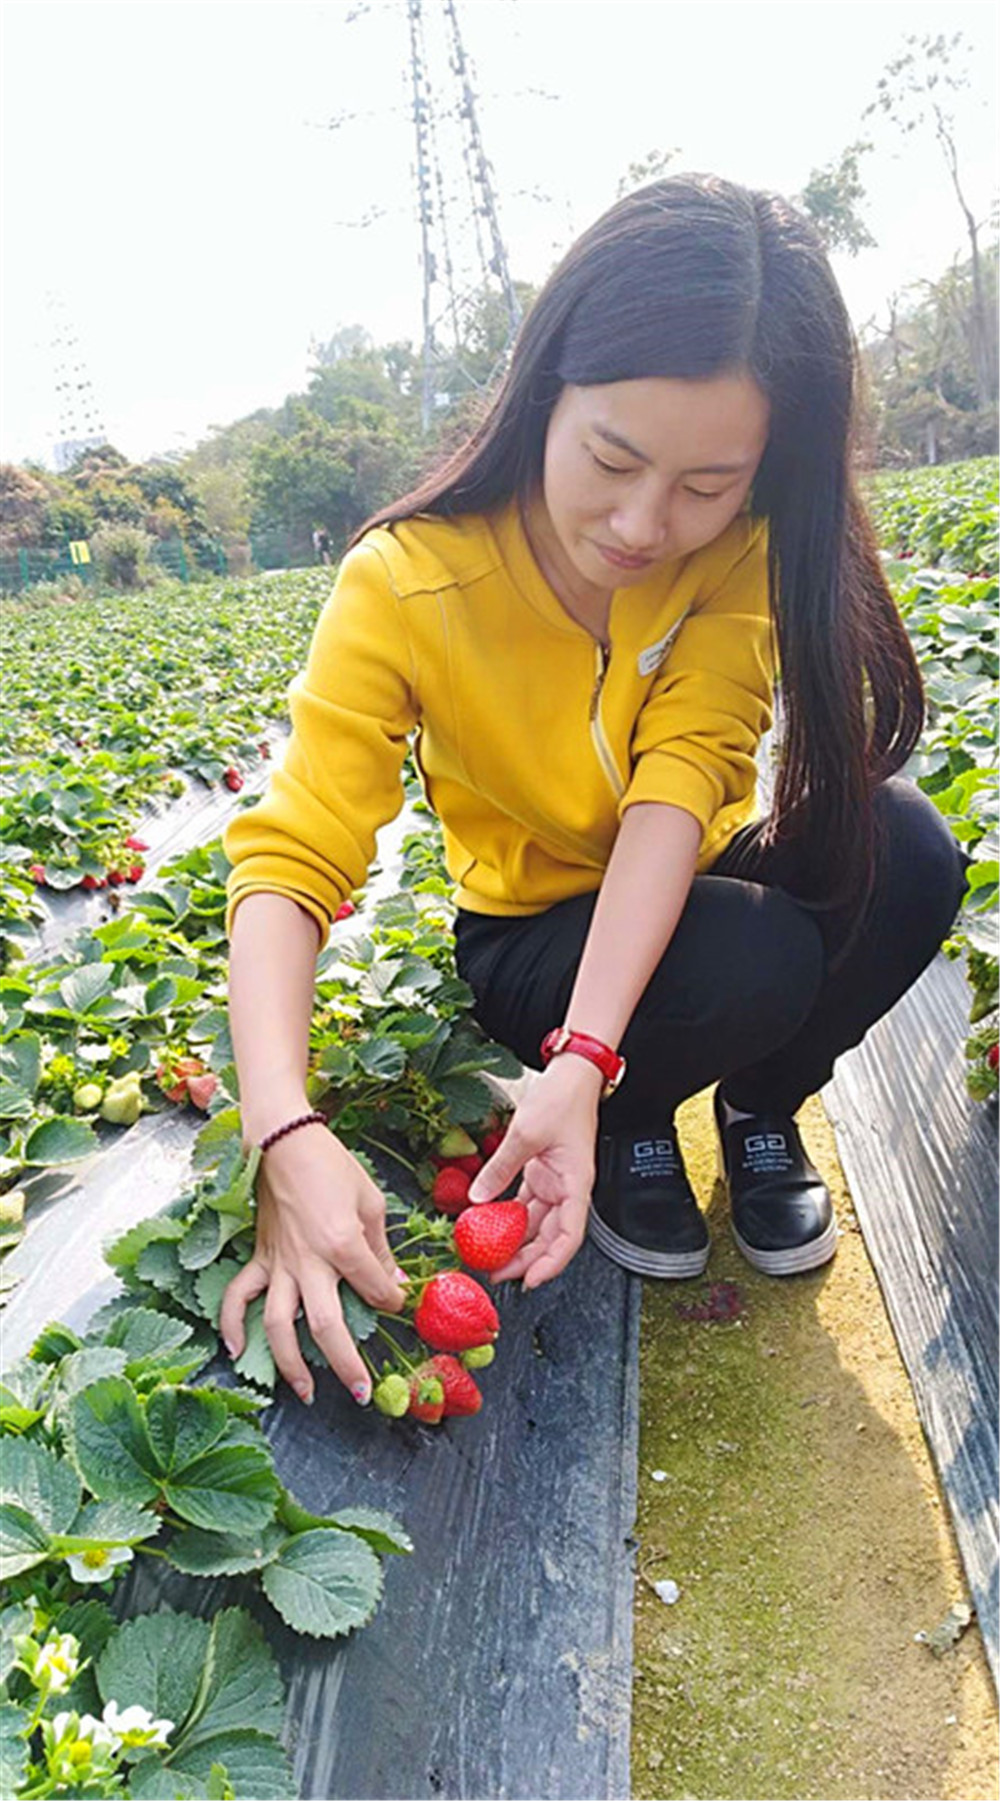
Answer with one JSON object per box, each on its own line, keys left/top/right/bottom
{"left": 258, "top": 1110, "right": 327, "bottom": 1153}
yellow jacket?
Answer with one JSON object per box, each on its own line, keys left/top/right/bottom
{"left": 223, "top": 496, "right": 776, "bottom": 948}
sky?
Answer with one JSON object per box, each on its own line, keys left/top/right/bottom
{"left": 1, "top": 0, "right": 996, "bottom": 469}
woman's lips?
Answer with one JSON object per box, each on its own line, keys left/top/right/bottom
{"left": 594, "top": 542, "right": 654, "bottom": 570}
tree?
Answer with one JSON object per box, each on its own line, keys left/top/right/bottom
{"left": 865, "top": 31, "right": 997, "bottom": 407}
{"left": 0, "top": 465, "right": 50, "bottom": 549}
{"left": 246, "top": 408, "right": 418, "bottom": 555}
{"left": 796, "top": 141, "right": 876, "bottom": 255}
{"left": 859, "top": 242, "right": 998, "bottom": 464}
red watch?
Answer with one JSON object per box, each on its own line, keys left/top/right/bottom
{"left": 539, "top": 1025, "right": 627, "bottom": 1098}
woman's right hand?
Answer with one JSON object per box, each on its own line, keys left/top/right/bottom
{"left": 218, "top": 1126, "right": 410, "bottom": 1408}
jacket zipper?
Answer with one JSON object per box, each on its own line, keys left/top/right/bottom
{"left": 588, "top": 642, "right": 625, "bottom": 801}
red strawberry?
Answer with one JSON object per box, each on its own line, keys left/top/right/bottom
{"left": 480, "top": 1129, "right": 506, "bottom": 1159}
{"left": 29, "top": 864, "right": 46, "bottom": 884}
{"left": 185, "top": 1071, "right": 218, "bottom": 1110}
{"left": 334, "top": 899, "right": 356, "bottom": 921}
{"left": 258, "top": 742, "right": 270, "bottom": 759}
{"left": 407, "top": 1370, "right": 445, "bottom": 1424}
{"left": 431, "top": 1166, "right": 472, "bottom": 1217}
{"left": 421, "top": 1353, "right": 483, "bottom": 1416}
{"left": 223, "top": 767, "right": 243, "bottom": 792}
{"left": 454, "top": 1200, "right": 529, "bottom": 1272}
{"left": 452, "top": 1152, "right": 483, "bottom": 1178}
{"left": 124, "top": 836, "right": 148, "bottom": 851}
{"left": 157, "top": 1055, "right": 207, "bottom": 1104}
{"left": 989, "top": 1044, "right": 999, "bottom": 1072}
{"left": 413, "top": 1270, "right": 499, "bottom": 1353}
{"left": 81, "top": 874, "right": 103, "bottom": 891}
{"left": 126, "top": 862, "right": 145, "bottom": 883}
{"left": 106, "top": 868, "right": 125, "bottom": 885}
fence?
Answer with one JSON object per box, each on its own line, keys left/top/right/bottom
{"left": 0, "top": 537, "right": 233, "bottom": 594}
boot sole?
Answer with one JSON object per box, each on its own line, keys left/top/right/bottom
{"left": 715, "top": 1127, "right": 839, "bottom": 1274}
{"left": 586, "top": 1204, "right": 711, "bottom": 1279}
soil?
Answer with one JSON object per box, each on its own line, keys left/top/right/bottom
{"left": 631, "top": 1086, "right": 998, "bottom": 1801}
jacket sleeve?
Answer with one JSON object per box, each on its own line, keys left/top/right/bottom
{"left": 223, "top": 541, "right": 419, "bottom": 949}
{"left": 618, "top": 518, "right": 776, "bottom": 837}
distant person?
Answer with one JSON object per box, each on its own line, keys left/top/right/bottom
{"left": 220, "top": 173, "right": 970, "bottom": 1409}
{"left": 313, "top": 527, "right": 332, "bottom": 567}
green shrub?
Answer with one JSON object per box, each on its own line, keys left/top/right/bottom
{"left": 90, "top": 522, "right": 156, "bottom": 591}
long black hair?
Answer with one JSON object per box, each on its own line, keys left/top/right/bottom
{"left": 347, "top": 172, "right": 925, "bottom": 962}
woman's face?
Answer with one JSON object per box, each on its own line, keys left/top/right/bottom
{"left": 532, "top": 370, "right": 770, "bottom": 604}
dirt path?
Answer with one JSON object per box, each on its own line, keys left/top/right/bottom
{"left": 632, "top": 1087, "right": 998, "bottom": 1801}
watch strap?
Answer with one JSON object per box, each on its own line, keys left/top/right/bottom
{"left": 539, "top": 1025, "right": 627, "bottom": 1097}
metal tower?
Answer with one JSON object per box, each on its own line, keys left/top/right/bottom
{"left": 407, "top": 0, "right": 523, "bottom": 431}
{"left": 331, "top": 0, "right": 528, "bottom": 434}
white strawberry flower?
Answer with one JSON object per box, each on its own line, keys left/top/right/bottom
{"left": 34, "top": 1632, "right": 81, "bottom": 1691}
{"left": 64, "top": 1542, "right": 134, "bottom": 1583}
{"left": 102, "top": 1699, "right": 174, "bottom": 1751}
{"left": 49, "top": 1710, "right": 116, "bottom": 1748}
{"left": 42, "top": 1708, "right": 118, "bottom": 1785}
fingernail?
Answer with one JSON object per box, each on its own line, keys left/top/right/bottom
{"left": 394, "top": 1266, "right": 409, "bottom": 1284}
{"left": 293, "top": 1380, "right": 314, "bottom": 1405}
{"left": 352, "top": 1381, "right": 371, "bottom": 1406}
{"left": 223, "top": 1337, "right": 237, "bottom": 1358}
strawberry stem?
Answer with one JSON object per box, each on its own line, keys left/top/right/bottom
{"left": 373, "top": 1321, "right": 419, "bottom": 1371}
{"left": 360, "top": 1133, "right": 418, "bottom": 1174}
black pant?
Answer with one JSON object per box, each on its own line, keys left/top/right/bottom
{"left": 452, "top": 776, "right": 972, "bottom": 1127}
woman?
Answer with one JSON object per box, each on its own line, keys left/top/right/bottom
{"left": 219, "top": 174, "right": 969, "bottom": 1410}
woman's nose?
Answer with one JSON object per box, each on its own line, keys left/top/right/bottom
{"left": 608, "top": 500, "right": 670, "bottom": 558}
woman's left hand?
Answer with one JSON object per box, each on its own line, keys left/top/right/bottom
{"left": 465, "top": 1056, "right": 604, "bottom": 1289}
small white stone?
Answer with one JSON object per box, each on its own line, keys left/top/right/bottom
{"left": 654, "top": 1578, "right": 680, "bottom": 1605}
{"left": 650, "top": 1469, "right": 668, "bottom": 1482}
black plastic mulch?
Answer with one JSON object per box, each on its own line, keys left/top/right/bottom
{"left": 3, "top": 1127, "right": 641, "bottom": 1800}
{"left": 825, "top": 948, "right": 999, "bottom": 1687}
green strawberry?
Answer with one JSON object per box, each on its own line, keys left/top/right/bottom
{"left": 435, "top": 1126, "right": 478, "bottom": 1160}
{"left": 72, "top": 1082, "right": 103, "bottom": 1113}
{"left": 460, "top": 1344, "right": 495, "bottom": 1370}
{"left": 100, "top": 1073, "right": 143, "bottom": 1126}
{"left": 373, "top": 1373, "right": 411, "bottom": 1418}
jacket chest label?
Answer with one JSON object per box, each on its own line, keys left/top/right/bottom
{"left": 637, "top": 609, "right": 689, "bottom": 677}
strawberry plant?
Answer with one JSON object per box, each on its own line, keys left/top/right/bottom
{"left": 866, "top": 461, "right": 999, "bottom": 1099}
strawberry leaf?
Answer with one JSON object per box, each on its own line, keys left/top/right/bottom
{"left": 170, "top": 1608, "right": 286, "bottom": 1752}
{"left": 0, "top": 1504, "right": 52, "bottom": 1578}
{"left": 103, "top": 1214, "right": 186, "bottom": 1275}
{"left": 0, "top": 1702, "right": 31, "bottom": 1796}
{"left": 145, "top": 1386, "right": 231, "bottom": 1473}
{"left": 52, "top": 1498, "right": 162, "bottom": 1551}
{"left": 23, "top": 1115, "right": 99, "bottom": 1165}
{"left": 165, "top": 1521, "right": 287, "bottom": 1577}
{"left": 262, "top": 1527, "right": 383, "bottom": 1639}
{"left": 97, "top": 1608, "right": 209, "bottom": 1734}
{"left": 66, "top": 1375, "right": 161, "bottom": 1503}
{"left": 0, "top": 1434, "right": 81, "bottom": 1534}
{"left": 161, "top": 1443, "right": 279, "bottom": 1535}
{"left": 132, "top": 1731, "right": 295, "bottom": 1798}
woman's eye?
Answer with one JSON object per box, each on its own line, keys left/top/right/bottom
{"left": 590, "top": 453, "right": 630, "bottom": 475}
{"left": 684, "top": 487, "right": 724, "bottom": 501}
